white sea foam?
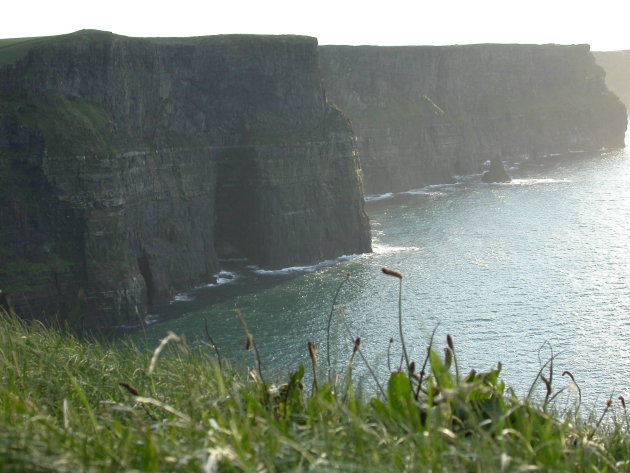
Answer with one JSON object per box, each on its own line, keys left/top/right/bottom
{"left": 372, "top": 244, "right": 421, "bottom": 255}
{"left": 403, "top": 182, "right": 463, "bottom": 196}
{"left": 171, "top": 293, "right": 194, "bottom": 303}
{"left": 365, "top": 192, "right": 394, "bottom": 202}
{"left": 216, "top": 271, "right": 237, "bottom": 285}
{"left": 366, "top": 181, "right": 469, "bottom": 201}
{"left": 508, "top": 178, "right": 572, "bottom": 186}
{"left": 144, "top": 314, "right": 159, "bottom": 325}
{"left": 202, "top": 270, "right": 238, "bottom": 287}
{"left": 254, "top": 254, "right": 360, "bottom": 275}
{"left": 169, "top": 271, "right": 238, "bottom": 304}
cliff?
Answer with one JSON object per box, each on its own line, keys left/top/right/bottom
{"left": 0, "top": 30, "right": 371, "bottom": 327}
{"left": 320, "top": 44, "right": 628, "bottom": 195}
{"left": 593, "top": 50, "right": 630, "bottom": 109}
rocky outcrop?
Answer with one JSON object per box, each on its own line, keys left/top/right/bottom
{"left": 320, "top": 44, "right": 628, "bottom": 195}
{"left": 481, "top": 159, "right": 511, "bottom": 183}
{"left": 593, "top": 50, "right": 630, "bottom": 109}
{"left": 0, "top": 31, "right": 371, "bottom": 327}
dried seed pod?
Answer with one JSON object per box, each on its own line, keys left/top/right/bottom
{"left": 446, "top": 334, "right": 454, "bottom": 351}
{"left": 308, "top": 341, "right": 317, "bottom": 364}
{"left": 118, "top": 382, "right": 140, "bottom": 396}
{"left": 381, "top": 267, "right": 403, "bottom": 279}
{"left": 444, "top": 347, "right": 452, "bottom": 369}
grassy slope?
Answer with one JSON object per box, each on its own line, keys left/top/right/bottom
{"left": 0, "top": 34, "right": 74, "bottom": 67}
{"left": 1, "top": 307, "right": 630, "bottom": 473}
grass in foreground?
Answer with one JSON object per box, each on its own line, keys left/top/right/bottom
{"left": 2, "top": 279, "right": 630, "bottom": 472}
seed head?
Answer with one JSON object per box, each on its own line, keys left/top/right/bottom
{"left": 381, "top": 267, "right": 403, "bottom": 279}
{"left": 446, "top": 334, "right": 454, "bottom": 351}
{"left": 308, "top": 341, "right": 317, "bottom": 364}
{"left": 444, "top": 347, "right": 452, "bottom": 369}
{"left": 118, "top": 382, "right": 140, "bottom": 396}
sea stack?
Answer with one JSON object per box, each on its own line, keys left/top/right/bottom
{"left": 482, "top": 159, "right": 512, "bottom": 183}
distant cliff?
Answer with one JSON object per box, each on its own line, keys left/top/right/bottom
{"left": 593, "top": 50, "right": 630, "bottom": 109}
{"left": 0, "top": 31, "right": 371, "bottom": 327}
{"left": 320, "top": 44, "right": 627, "bottom": 195}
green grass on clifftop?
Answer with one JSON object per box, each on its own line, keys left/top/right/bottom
{"left": 2, "top": 291, "right": 630, "bottom": 472}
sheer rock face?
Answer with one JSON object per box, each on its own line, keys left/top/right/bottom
{"left": 0, "top": 31, "right": 371, "bottom": 327}
{"left": 593, "top": 50, "right": 630, "bottom": 109}
{"left": 320, "top": 44, "right": 628, "bottom": 195}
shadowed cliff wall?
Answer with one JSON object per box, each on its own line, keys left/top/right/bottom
{"left": 0, "top": 31, "right": 371, "bottom": 327}
{"left": 593, "top": 50, "right": 630, "bottom": 109}
{"left": 320, "top": 44, "right": 627, "bottom": 195}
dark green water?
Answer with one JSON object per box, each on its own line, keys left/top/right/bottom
{"left": 137, "top": 141, "right": 630, "bottom": 409}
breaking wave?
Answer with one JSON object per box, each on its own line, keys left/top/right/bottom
{"left": 253, "top": 254, "right": 360, "bottom": 275}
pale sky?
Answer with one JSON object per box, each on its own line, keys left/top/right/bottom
{"left": 3, "top": 0, "right": 630, "bottom": 51}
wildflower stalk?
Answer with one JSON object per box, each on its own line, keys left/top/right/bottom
{"left": 327, "top": 273, "right": 351, "bottom": 384}
{"left": 204, "top": 318, "right": 223, "bottom": 368}
{"left": 589, "top": 395, "right": 614, "bottom": 440}
{"left": 235, "top": 310, "right": 267, "bottom": 390}
{"left": 308, "top": 341, "right": 318, "bottom": 392}
{"left": 381, "top": 267, "right": 409, "bottom": 372}
{"left": 415, "top": 324, "right": 440, "bottom": 399}
{"left": 338, "top": 306, "right": 386, "bottom": 398}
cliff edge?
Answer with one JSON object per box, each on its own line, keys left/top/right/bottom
{"left": 320, "top": 44, "right": 627, "bottom": 195}
{"left": 0, "top": 31, "right": 371, "bottom": 327}
{"left": 593, "top": 50, "right": 630, "bottom": 109}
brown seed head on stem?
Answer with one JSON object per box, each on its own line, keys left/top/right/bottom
{"left": 381, "top": 267, "right": 403, "bottom": 279}
{"left": 308, "top": 341, "right": 317, "bottom": 364}
{"left": 446, "top": 334, "right": 454, "bottom": 351}
{"left": 119, "top": 382, "right": 140, "bottom": 396}
{"left": 444, "top": 347, "right": 452, "bottom": 369}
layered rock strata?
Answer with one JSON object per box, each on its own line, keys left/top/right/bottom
{"left": 320, "top": 44, "right": 627, "bottom": 195}
{"left": 0, "top": 31, "right": 371, "bottom": 327}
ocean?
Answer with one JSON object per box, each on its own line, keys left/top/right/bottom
{"left": 138, "top": 134, "right": 630, "bottom": 411}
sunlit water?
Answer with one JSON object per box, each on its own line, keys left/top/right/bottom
{"left": 136, "top": 137, "right": 630, "bottom": 411}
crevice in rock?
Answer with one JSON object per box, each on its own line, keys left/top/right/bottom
{"left": 137, "top": 254, "right": 155, "bottom": 309}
